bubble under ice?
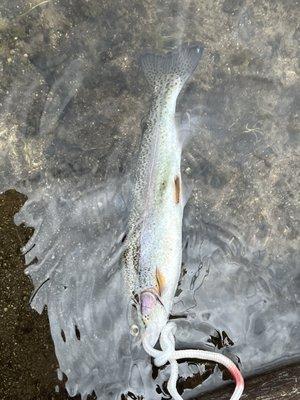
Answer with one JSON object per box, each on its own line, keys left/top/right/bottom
{"left": 0, "top": 0, "right": 299, "bottom": 398}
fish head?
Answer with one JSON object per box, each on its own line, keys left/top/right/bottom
{"left": 140, "top": 290, "right": 168, "bottom": 346}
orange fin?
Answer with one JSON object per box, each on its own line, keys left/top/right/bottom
{"left": 156, "top": 268, "right": 167, "bottom": 295}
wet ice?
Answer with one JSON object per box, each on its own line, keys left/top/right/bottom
{"left": 9, "top": 172, "right": 299, "bottom": 399}
{"left": 0, "top": 0, "right": 299, "bottom": 399}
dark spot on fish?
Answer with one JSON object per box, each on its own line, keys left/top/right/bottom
{"left": 174, "top": 175, "right": 181, "bottom": 204}
{"left": 159, "top": 180, "right": 167, "bottom": 197}
{"left": 121, "top": 233, "right": 127, "bottom": 243}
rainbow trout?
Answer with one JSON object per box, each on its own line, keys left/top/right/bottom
{"left": 123, "top": 45, "right": 244, "bottom": 400}
{"left": 123, "top": 44, "right": 203, "bottom": 345}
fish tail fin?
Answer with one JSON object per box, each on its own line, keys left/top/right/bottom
{"left": 140, "top": 43, "right": 204, "bottom": 93}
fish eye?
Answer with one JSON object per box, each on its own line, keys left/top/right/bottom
{"left": 130, "top": 324, "right": 140, "bottom": 337}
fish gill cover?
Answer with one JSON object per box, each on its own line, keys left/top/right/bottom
{"left": 0, "top": 1, "right": 299, "bottom": 399}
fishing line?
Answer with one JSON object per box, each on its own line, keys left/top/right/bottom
{"left": 142, "top": 322, "right": 244, "bottom": 400}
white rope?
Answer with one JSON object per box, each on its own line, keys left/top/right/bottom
{"left": 142, "top": 321, "right": 244, "bottom": 400}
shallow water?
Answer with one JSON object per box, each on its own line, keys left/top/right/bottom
{"left": 0, "top": 0, "right": 299, "bottom": 399}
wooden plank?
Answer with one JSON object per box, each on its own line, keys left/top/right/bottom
{"left": 198, "top": 363, "right": 300, "bottom": 400}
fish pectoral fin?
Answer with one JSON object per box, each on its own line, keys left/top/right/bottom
{"left": 156, "top": 268, "right": 167, "bottom": 296}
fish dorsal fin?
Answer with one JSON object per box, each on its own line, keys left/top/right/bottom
{"left": 140, "top": 43, "right": 204, "bottom": 93}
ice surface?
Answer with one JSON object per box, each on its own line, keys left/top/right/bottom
{"left": 0, "top": 0, "right": 299, "bottom": 399}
